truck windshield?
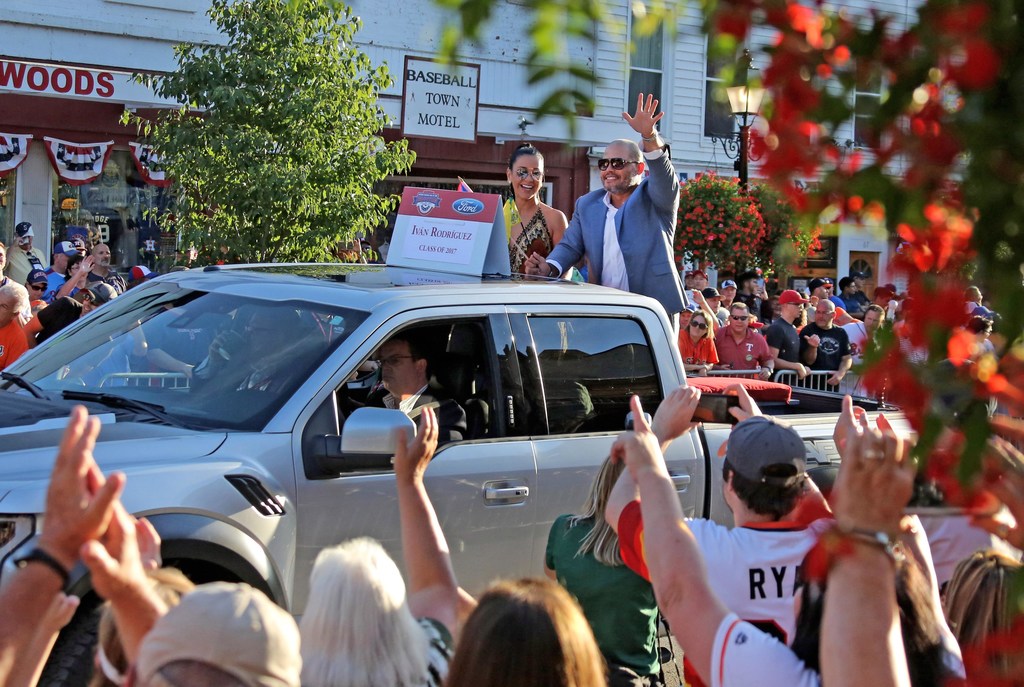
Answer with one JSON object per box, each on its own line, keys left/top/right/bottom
{"left": 7, "top": 285, "right": 368, "bottom": 430}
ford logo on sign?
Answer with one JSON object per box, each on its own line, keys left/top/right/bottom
{"left": 452, "top": 199, "right": 484, "bottom": 215}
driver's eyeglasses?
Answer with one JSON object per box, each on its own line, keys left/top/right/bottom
{"left": 597, "top": 158, "right": 638, "bottom": 171}
{"left": 374, "top": 355, "right": 415, "bottom": 367}
{"left": 514, "top": 168, "right": 543, "bottom": 180}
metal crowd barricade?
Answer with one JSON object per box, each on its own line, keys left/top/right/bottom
{"left": 99, "top": 372, "right": 190, "bottom": 389}
{"left": 772, "top": 369, "right": 868, "bottom": 398}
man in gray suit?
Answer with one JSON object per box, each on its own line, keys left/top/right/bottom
{"left": 525, "top": 93, "right": 686, "bottom": 327}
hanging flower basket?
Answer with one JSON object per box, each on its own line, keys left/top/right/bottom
{"left": 675, "top": 172, "right": 819, "bottom": 273}
{"left": 675, "top": 173, "right": 765, "bottom": 272}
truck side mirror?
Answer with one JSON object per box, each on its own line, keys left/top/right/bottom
{"left": 312, "top": 407, "right": 416, "bottom": 474}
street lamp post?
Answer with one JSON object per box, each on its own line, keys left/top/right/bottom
{"left": 711, "top": 51, "right": 766, "bottom": 190}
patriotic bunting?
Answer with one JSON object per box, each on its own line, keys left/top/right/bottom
{"left": 129, "top": 142, "right": 172, "bottom": 187}
{"left": 0, "top": 133, "right": 32, "bottom": 177}
{"left": 44, "top": 136, "right": 114, "bottom": 186}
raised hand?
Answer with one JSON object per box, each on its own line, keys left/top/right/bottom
{"left": 832, "top": 394, "right": 868, "bottom": 452}
{"left": 650, "top": 385, "right": 701, "bottom": 446}
{"left": 80, "top": 502, "right": 150, "bottom": 603}
{"left": 622, "top": 93, "right": 665, "bottom": 138}
{"left": 725, "top": 383, "right": 762, "bottom": 422}
{"left": 972, "top": 435, "right": 1024, "bottom": 549}
{"left": 38, "top": 407, "right": 124, "bottom": 571}
{"left": 832, "top": 428, "right": 913, "bottom": 537}
{"left": 611, "top": 396, "right": 667, "bottom": 480}
{"left": 394, "top": 406, "right": 439, "bottom": 485}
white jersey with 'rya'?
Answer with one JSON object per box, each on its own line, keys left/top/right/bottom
{"left": 689, "top": 518, "right": 833, "bottom": 645}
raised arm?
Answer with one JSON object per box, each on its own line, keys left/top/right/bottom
{"left": 0, "top": 407, "right": 124, "bottom": 684}
{"left": 821, "top": 428, "right": 914, "bottom": 687}
{"left": 394, "top": 407, "right": 473, "bottom": 635}
{"left": 611, "top": 396, "right": 730, "bottom": 683}
{"left": 623, "top": 92, "right": 679, "bottom": 215}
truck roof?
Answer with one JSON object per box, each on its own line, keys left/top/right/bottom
{"left": 162, "top": 263, "right": 667, "bottom": 314}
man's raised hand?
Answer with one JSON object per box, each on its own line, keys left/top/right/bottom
{"left": 623, "top": 92, "right": 665, "bottom": 138}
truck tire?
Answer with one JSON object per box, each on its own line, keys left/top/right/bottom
{"left": 38, "top": 598, "right": 100, "bottom": 687}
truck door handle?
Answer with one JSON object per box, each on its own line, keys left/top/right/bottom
{"left": 484, "top": 486, "right": 530, "bottom": 500}
{"left": 669, "top": 472, "right": 691, "bottom": 490}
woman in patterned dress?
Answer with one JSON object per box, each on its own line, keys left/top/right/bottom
{"left": 506, "top": 143, "right": 567, "bottom": 274}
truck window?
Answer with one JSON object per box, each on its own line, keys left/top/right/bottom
{"left": 338, "top": 319, "right": 498, "bottom": 441}
{"left": 523, "top": 316, "right": 662, "bottom": 435}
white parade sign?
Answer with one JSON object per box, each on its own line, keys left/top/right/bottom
{"left": 387, "top": 187, "right": 510, "bottom": 277}
{"left": 401, "top": 57, "right": 480, "bottom": 143}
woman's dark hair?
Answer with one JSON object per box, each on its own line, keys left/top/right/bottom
{"left": 966, "top": 315, "right": 992, "bottom": 335}
{"left": 722, "top": 459, "right": 803, "bottom": 520}
{"left": 792, "top": 551, "right": 950, "bottom": 687}
{"left": 65, "top": 252, "right": 84, "bottom": 278}
{"left": 508, "top": 142, "right": 544, "bottom": 169}
{"left": 446, "top": 578, "right": 606, "bottom": 687}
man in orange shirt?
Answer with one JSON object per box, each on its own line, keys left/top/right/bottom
{"left": 0, "top": 281, "right": 29, "bottom": 370}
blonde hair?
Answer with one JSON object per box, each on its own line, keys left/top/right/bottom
{"left": 91, "top": 568, "right": 195, "bottom": 687}
{"left": 299, "top": 538, "right": 429, "bottom": 687}
{"left": 446, "top": 578, "right": 607, "bottom": 687}
{"left": 567, "top": 457, "right": 625, "bottom": 566}
{"left": 942, "top": 549, "right": 1021, "bottom": 647}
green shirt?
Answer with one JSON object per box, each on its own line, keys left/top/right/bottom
{"left": 545, "top": 514, "right": 659, "bottom": 676}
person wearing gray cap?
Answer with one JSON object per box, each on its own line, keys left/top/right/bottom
{"left": 606, "top": 386, "right": 830, "bottom": 685}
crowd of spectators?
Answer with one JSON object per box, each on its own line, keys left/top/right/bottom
{"left": 1, "top": 377, "right": 1021, "bottom": 687}
{"left": 0, "top": 223, "right": 149, "bottom": 371}
{"left": 676, "top": 272, "right": 1000, "bottom": 402}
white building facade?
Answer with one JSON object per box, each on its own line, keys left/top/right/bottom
{"left": 1, "top": 0, "right": 912, "bottom": 290}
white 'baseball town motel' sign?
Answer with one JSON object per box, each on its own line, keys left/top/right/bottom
{"left": 401, "top": 57, "right": 480, "bottom": 143}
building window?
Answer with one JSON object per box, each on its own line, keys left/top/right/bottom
{"left": 628, "top": 19, "right": 663, "bottom": 112}
{"left": 703, "top": 49, "right": 735, "bottom": 138}
{"left": 853, "top": 69, "right": 882, "bottom": 146}
{"left": 51, "top": 150, "right": 175, "bottom": 270}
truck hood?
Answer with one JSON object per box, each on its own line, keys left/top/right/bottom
{"left": 0, "top": 417, "right": 226, "bottom": 513}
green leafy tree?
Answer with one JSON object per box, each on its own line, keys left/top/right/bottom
{"left": 130, "top": 0, "right": 414, "bottom": 263}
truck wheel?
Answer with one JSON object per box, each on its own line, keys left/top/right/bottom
{"left": 38, "top": 599, "right": 101, "bottom": 687}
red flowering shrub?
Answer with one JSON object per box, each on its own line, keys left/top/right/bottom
{"left": 675, "top": 173, "right": 817, "bottom": 273}
{"left": 675, "top": 173, "right": 764, "bottom": 271}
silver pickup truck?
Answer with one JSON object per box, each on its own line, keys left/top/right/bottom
{"left": 0, "top": 264, "right": 897, "bottom": 685}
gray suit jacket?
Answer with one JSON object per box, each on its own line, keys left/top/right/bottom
{"left": 547, "top": 149, "right": 685, "bottom": 316}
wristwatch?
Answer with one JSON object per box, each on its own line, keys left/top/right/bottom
{"left": 547, "top": 263, "right": 559, "bottom": 278}
{"left": 13, "top": 547, "right": 70, "bottom": 587}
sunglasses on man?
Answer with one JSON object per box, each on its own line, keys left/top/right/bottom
{"left": 597, "top": 158, "right": 640, "bottom": 171}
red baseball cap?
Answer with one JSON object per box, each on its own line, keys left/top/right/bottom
{"left": 779, "top": 289, "right": 809, "bottom": 305}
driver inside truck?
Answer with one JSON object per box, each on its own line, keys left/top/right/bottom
{"left": 363, "top": 333, "right": 467, "bottom": 444}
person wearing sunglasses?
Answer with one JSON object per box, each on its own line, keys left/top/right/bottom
{"left": 505, "top": 143, "right": 568, "bottom": 274}
{"left": 24, "top": 268, "right": 49, "bottom": 316}
{"left": 678, "top": 312, "right": 719, "bottom": 377}
{"left": 524, "top": 93, "right": 688, "bottom": 329}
